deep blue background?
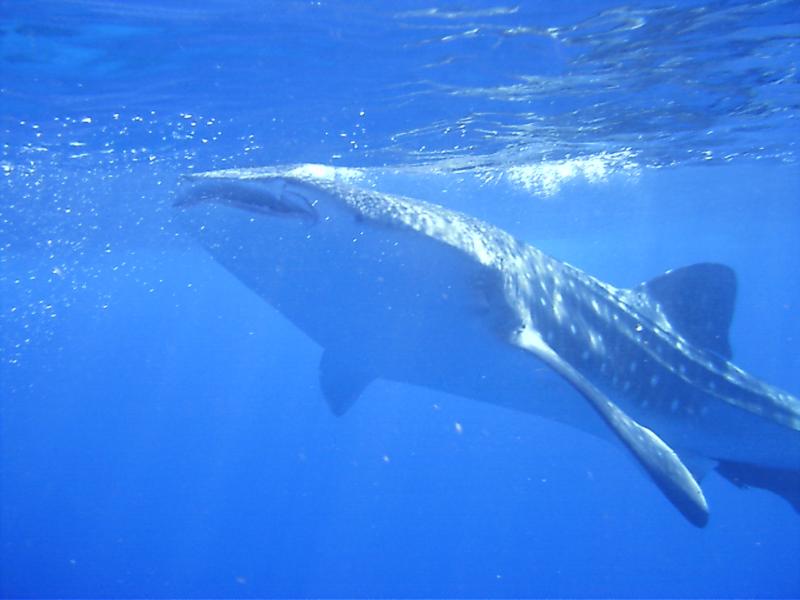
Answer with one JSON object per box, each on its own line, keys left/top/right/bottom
{"left": 2, "top": 1, "right": 799, "bottom": 597}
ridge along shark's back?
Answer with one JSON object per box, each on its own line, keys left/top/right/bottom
{"left": 175, "top": 165, "right": 800, "bottom": 527}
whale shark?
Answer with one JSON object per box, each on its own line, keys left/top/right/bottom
{"left": 176, "top": 164, "right": 800, "bottom": 527}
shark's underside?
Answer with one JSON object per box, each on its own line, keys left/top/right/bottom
{"left": 175, "top": 165, "right": 800, "bottom": 527}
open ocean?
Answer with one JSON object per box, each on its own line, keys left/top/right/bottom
{"left": 2, "top": 1, "right": 799, "bottom": 597}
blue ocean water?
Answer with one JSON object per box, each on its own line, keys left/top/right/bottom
{"left": 1, "top": 0, "right": 799, "bottom": 597}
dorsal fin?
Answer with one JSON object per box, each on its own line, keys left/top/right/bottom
{"left": 638, "top": 263, "right": 737, "bottom": 359}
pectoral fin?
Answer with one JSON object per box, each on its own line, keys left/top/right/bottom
{"left": 513, "top": 329, "right": 709, "bottom": 527}
{"left": 319, "top": 349, "right": 374, "bottom": 416}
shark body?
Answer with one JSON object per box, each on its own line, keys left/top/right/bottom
{"left": 176, "top": 165, "right": 800, "bottom": 526}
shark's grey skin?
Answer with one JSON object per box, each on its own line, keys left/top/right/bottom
{"left": 176, "top": 165, "right": 800, "bottom": 527}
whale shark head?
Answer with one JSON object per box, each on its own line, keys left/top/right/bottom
{"left": 181, "top": 178, "right": 319, "bottom": 221}
{"left": 175, "top": 165, "right": 502, "bottom": 257}
{"left": 175, "top": 169, "right": 366, "bottom": 228}
{"left": 173, "top": 165, "right": 500, "bottom": 356}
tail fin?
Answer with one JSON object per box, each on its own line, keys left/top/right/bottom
{"left": 716, "top": 460, "right": 800, "bottom": 514}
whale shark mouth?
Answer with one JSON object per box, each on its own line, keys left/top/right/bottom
{"left": 175, "top": 178, "right": 319, "bottom": 223}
